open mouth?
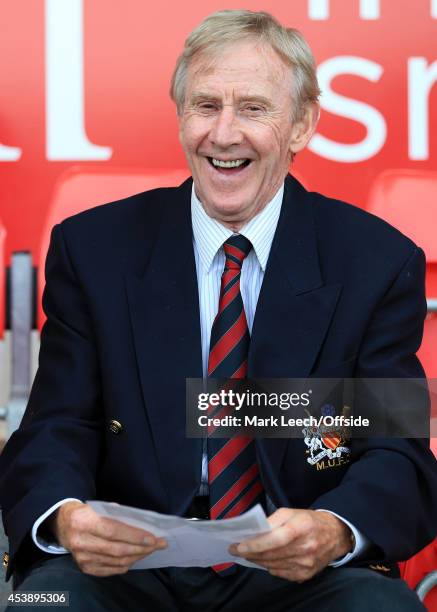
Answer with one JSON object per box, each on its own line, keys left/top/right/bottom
{"left": 207, "top": 157, "right": 252, "bottom": 173}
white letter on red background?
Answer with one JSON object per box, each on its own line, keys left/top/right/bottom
{"left": 359, "top": 0, "right": 380, "bottom": 19}
{"left": 45, "top": 0, "right": 112, "bottom": 160}
{"left": 308, "top": 0, "right": 380, "bottom": 19}
{"left": 408, "top": 57, "right": 437, "bottom": 160}
{"left": 308, "top": 0, "right": 330, "bottom": 19}
{"left": 308, "top": 56, "right": 386, "bottom": 163}
{"left": 0, "top": 143, "right": 22, "bottom": 162}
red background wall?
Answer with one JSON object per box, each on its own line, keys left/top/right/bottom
{"left": 0, "top": 0, "right": 436, "bottom": 263}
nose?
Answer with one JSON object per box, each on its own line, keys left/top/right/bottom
{"left": 208, "top": 106, "right": 243, "bottom": 149}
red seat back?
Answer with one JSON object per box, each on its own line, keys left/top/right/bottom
{"left": 366, "top": 170, "right": 437, "bottom": 261}
{"left": 367, "top": 169, "right": 437, "bottom": 378}
{"left": 37, "top": 167, "right": 190, "bottom": 330}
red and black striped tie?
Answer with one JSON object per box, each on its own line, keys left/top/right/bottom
{"left": 207, "top": 234, "right": 264, "bottom": 573}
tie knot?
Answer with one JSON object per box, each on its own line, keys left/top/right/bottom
{"left": 223, "top": 235, "right": 252, "bottom": 270}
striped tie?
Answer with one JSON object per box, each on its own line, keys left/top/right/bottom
{"left": 207, "top": 234, "right": 264, "bottom": 573}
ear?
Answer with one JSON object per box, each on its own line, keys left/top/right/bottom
{"left": 289, "top": 102, "right": 320, "bottom": 154}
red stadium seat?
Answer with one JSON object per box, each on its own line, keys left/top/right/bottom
{"left": 367, "top": 170, "right": 437, "bottom": 610}
{"left": 37, "top": 167, "right": 190, "bottom": 330}
{"left": 366, "top": 169, "right": 437, "bottom": 378}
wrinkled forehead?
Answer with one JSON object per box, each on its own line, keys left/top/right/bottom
{"left": 185, "top": 38, "right": 292, "bottom": 98}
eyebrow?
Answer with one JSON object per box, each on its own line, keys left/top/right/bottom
{"left": 189, "top": 92, "right": 273, "bottom": 108}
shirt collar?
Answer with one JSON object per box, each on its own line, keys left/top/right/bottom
{"left": 191, "top": 182, "right": 284, "bottom": 272}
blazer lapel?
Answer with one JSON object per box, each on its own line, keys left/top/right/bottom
{"left": 124, "top": 179, "right": 203, "bottom": 513}
{"left": 249, "top": 175, "right": 342, "bottom": 505}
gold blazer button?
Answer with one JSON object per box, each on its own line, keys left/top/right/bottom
{"left": 109, "top": 420, "right": 123, "bottom": 434}
{"left": 2, "top": 552, "right": 9, "bottom": 568}
{"left": 369, "top": 564, "right": 390, "bottom": 572}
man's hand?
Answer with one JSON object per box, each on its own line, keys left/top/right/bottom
{"left": 48, "top": 501, "right": 167, "bottom": 577}
{"left": 229, "top": 508, "right": 353, "bottom": 582}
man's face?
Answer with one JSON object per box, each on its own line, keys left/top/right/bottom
{"left": 178, "top": 38, "right": 316, "bottom": 229}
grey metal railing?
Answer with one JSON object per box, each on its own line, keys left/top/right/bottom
{"left": 1, "top": 252, "right": 33, "bottom": 437}
{"left": 416, "top": 569, "right": 437, "bottom": 602}
{"left": 427, "top": 298, "right": 437, "bottom": 313}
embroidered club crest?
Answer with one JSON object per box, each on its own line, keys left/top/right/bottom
{"left": 303, "top": 404, "right": 351, "bottom": 469}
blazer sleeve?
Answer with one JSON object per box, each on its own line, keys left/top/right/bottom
{"left": 311, "top": 246, "right": 437, "bottom": 562}
{"left": 0, "top": 223, "right": 103, "bottom": 579}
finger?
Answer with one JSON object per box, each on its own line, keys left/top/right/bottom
{"left": 70, "top": 532, "right": 167, "bottom": 558}
{"left": 228, "top": 508, "right": 290, "bottom": 556}
{"left": 254, "top": 557, "right": 296, "bottom": 571}
{"left": 91, "top": 517, "right": 161, "bottom": 546}
{"left": 235, "top": 510, "right": 318, "bottom": 556}
{"left": 74, "top": 542, "right": 168, "bottom": 573}
{"left": 67, "top": 506, "right": 159, "bottom": 547}
{"left": 76, "top": 550, "right": 152, "bottom": 569}
{"left": 244, "top": 546, "right": 319, "bottom": 572}
{"left": 237, "top": 533, "right": 315, "bottom": 562}
{"left": 236, "top": 543, "right": 295, "bottom": 562}
{"left": 230, "top": 523, "right": 298, "bottom": 556}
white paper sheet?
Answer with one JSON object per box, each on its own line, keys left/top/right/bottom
{"left": 87, "top": 500, "right": 271, "bottom": 570}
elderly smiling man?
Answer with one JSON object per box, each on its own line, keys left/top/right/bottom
{"left": 1, "top": 9, "right": 436, "bottom": 612}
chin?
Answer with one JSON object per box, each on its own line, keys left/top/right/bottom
{"left": 204, "top": 188, "right": 252, "bottom": 210}
{"left": 208, "top": 199, "right": 252, "bottom": 221}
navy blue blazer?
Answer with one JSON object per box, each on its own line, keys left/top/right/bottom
{"left": 1, "top": 175, "right": 436, "bottom": 581}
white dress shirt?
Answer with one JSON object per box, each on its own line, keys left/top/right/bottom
{"left": 33, "top": 182, "right": 369, "bottom": 566}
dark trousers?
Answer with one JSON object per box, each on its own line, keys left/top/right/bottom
{"left": 8, "top": 555, "right": 425, "bottom": 612}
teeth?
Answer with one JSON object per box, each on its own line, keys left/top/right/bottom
{"left": 211, "top": 158, "right": 247, "bottom": 168}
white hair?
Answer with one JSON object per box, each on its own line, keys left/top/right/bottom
{"left": 170, "top": 9, "right": 320, "bottom": 122}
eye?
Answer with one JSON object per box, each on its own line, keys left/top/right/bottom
{"left": 242, "top": 104, "right": 265, "bottom": 114}
{"left": 196, "top": 102, "right": 218, "bottom": 112}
